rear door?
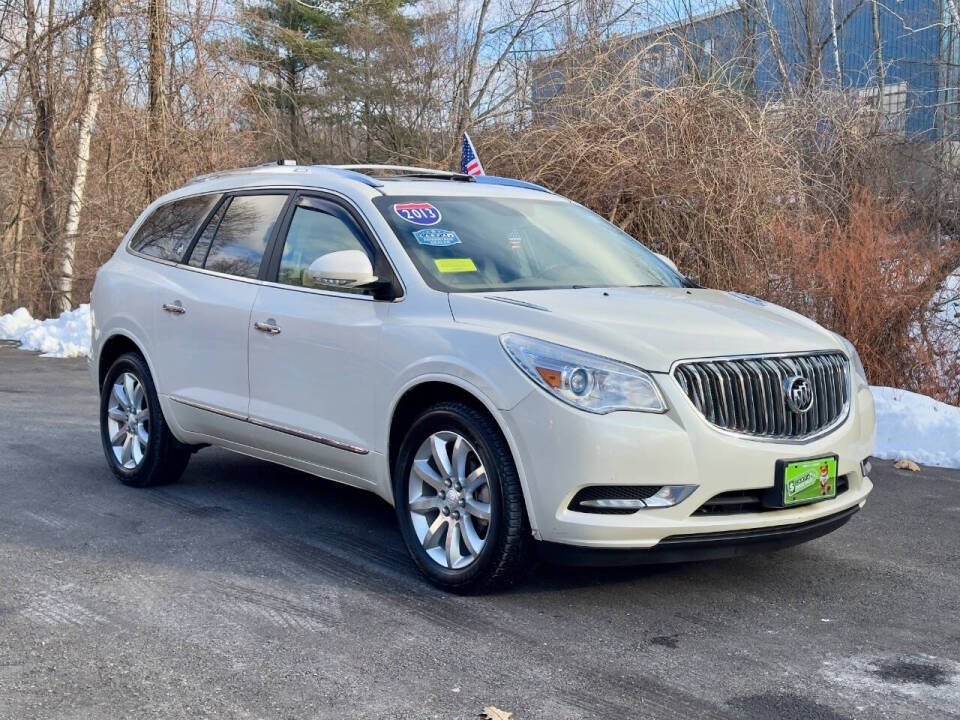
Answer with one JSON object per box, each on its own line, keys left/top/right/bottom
{"left": 153, "top": 191, "right": 290, "bottom": 436}
{"left": 246, "top": 193, "right": 394, "bottom": 484}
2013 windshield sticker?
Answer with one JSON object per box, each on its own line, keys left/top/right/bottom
{"left": 394, "top": 202, "right": 441, "bottom": 226}
{"left": 413, "top": 228, "right": 461, "bottom": 247}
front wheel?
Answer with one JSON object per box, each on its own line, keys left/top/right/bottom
{"left": 393, "top": 401, "right": 532, "bottom": 593}
{"left": 99, "top": 352, "right": 190, "bottom": 487}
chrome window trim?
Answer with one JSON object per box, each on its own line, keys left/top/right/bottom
{"left": 669, "top": 350, "right": 852, "bottom": 445}
{"left": 169, "top": 395, "right": 369, "bottom": 455}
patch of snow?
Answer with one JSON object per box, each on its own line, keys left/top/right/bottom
{"left": 0, "top": 305, "right": 91, "bottom": 358}
{"left": 917, "top": 266, "right": 960, "bottom": 387}
{"left": 871, "top": 386, "right": 960, "bottom": 470}
{"left": 0, "top": 307, "right": 36, "bottom": 337}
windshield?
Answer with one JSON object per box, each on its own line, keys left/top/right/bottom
{"left": 373, "top": 195, "right": 685, "bottom": 292}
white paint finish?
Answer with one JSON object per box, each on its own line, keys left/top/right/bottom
{"left": 247, "top": 284, "right": 386, "bottom": 478}
{"left": 150, "top": 264, "right": 258, "bottom": 430}
{"left": 449, "top": 287, "right": 846, "bottom": 373}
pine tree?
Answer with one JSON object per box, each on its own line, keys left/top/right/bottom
{"left": 239, "top": 0, "right": 339, "bottom": 157}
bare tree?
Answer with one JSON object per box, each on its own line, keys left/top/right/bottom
{"left": 58, "top": 0, "right": 111, "bottom": 312}
{"left": 945, "top": 0, "right": 960, "bottom": 30}
{"left": 869, "top": 0, "right": 884, "bottom": 101}
{"left": 24, "top": 0, "right": 61, "bottom": 316}
{"left": 146, "top": 0, "right": 167, "bottom": 199}
{"left": 756, "top": 0, "right": 790, "bottom": 93}
{"left": 827, "top": 0, "right": 842, "bottom": 84}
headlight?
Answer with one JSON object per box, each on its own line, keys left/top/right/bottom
{"left": 837, "top": 335, "right": 868, "bottom": 383}
{"left": 500, "top": 333, "right": 667, "bottom": 414}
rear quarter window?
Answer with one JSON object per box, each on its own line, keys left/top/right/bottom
{"left": 129, "top": 194, "right": 220, "bottom": 262}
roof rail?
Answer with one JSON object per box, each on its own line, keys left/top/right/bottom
{"left": 183, "top": 162, "right": 384, "bottom": 188}
{"left": 182, "top": 163, "right": 549, "bottom": 193}
{"left": 332, "top": 164, "right": 460, "bottom": 177}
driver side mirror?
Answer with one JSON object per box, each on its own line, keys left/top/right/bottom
{"left": 308, "top": 250, "right": 378, "bottom": 289}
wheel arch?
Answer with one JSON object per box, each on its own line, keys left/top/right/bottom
{"left": 386, "top": 376, "right": 539, "bottom": 534}
{"left": 98, "top": 332, "right": 152, "bottom": 388}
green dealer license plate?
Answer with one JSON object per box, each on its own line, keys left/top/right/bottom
{"left": 777, "top": 455, "right": 838, "bottom": 506}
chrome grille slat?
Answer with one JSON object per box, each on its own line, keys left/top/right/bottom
{"left": 673, "top": 352, "right": 850, "bottom": 441}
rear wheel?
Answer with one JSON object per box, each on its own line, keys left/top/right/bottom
{"left": 393, "top": 401, "right": 532, "bottom": 593}
{"left": 99, "top": 352, "right": 190, "bottom": 487}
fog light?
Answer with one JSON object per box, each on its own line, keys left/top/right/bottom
{"left": 575, "top": 485, "right": 698, "bottom": 511}
{"left": 578, "top": 498, "right": 646, "bottom": 510}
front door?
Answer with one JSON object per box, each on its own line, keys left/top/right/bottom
{"left": 247, "top": 194, "right": 389, "bottom": 485}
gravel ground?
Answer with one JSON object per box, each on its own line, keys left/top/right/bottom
{"left": 0, "top": 345, "right": 958, "bottom": 720}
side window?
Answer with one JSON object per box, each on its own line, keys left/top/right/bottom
{"left": 129, "top": 194, "right": 219, "bottom": 262}
{"left": 203, "top": 194, "right": 287, "bottom": 279}
{"left": 277, "top": 201, "right": 371, "bottom": 290}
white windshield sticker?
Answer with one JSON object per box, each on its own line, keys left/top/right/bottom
{"left": 413, "top": 228, "right": 461, "bottom": 247}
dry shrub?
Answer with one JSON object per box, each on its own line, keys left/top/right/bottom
{"left": 768, "top": 192, "right": 959, "bottom": 400}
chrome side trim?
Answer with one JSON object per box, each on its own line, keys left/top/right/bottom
{"left": 169, "top": 396, "right": 369, "bottom": 455}
{"left": 247, "top": 417, "right": 369, "bottom": 455}
{"left": 170, "top": 396, "right": 247, "bottom": 422}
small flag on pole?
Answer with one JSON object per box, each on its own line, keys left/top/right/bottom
{"left": 460, "top": 132, "right": 485, "bottom": 176}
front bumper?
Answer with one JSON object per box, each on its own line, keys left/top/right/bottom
{"left": 500, "top": 371, "right": 875, "bottom": 550}
{"left": 538, "top": 505, "right": 860, "bottom": 565}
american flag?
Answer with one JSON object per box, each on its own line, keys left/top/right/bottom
{"left": 460, "top": 132, "right": 485, "bottom": 176}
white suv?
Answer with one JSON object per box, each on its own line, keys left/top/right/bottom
{"left": 90, "top": 162, "right": 876, "bottom": 592}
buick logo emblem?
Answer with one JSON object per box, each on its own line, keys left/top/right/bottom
{"left": 783, "top": 375, "right": 814, "bottom": 413}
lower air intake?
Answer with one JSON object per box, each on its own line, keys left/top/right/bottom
{"left": 569, "top": 485, "right": 663, "bottom": 514}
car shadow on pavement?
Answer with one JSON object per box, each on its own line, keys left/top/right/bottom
{"left": 122, "top": 448, "right": 799, "bottom": 596}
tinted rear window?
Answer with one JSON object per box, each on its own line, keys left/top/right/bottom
{"left": 129, "top": 194, "right": 219, "bottom": 262}
{"left": 203, "top": 194, "right": 288, "bottom": 279}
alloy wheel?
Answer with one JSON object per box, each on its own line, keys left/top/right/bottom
{"left": 407, "top": 431, "right": 492, "bottom": 570}
{"left": 106, "top": 372, "right": 150, "bottom": 470}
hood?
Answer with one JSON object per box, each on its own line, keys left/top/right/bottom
{"left": 448, "top": 287, "right": 843, "bottom": 373}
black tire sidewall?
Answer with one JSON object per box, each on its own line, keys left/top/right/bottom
{"left": 99, "top": 352, "right": 169, "bottom": 487}
{"left": 393, "top": 404, "right": 513, "bottom": 589}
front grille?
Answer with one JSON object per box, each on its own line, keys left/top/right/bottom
{"left": 673, "top": 352, "right": 849, "bottom": 440}
{"left": 694, "top": 474, "right": 850, "bottom": 515}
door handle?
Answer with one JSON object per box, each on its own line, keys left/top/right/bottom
{"left": 162, "top": 302, "right": 186, "bottom": 315}
{"left": 254, "top": 320, "right": 281, "bottom": 334}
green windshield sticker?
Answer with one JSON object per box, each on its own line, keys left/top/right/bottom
{"left": 434, "top": 258, "right": 477, "bottom": 273}
{"left": 783, "top": 457, "right": 837, "bottom": 505}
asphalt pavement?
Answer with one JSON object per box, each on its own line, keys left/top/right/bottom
{"left": 0, "top": 344, "right": 958, "bottom": 719}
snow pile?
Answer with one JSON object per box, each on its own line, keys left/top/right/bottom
{"left": 871, "top": 386, "right": 960, "bottom": 470}
{"left": 916, "top": 266, "right": 960, "bottom": 386}
{"left": 0, "top": 305, "right": 91, "bottom": 358}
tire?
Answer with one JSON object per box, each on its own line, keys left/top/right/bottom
{"left": 99, "top": 351, "right": 191, "bottom": 488}
{"left": 393, "top": 401, "right": 533, "bottom": 593}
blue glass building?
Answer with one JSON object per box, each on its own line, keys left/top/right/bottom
{"left": 536, "top": 1, "right": 960, "bottom": 140}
